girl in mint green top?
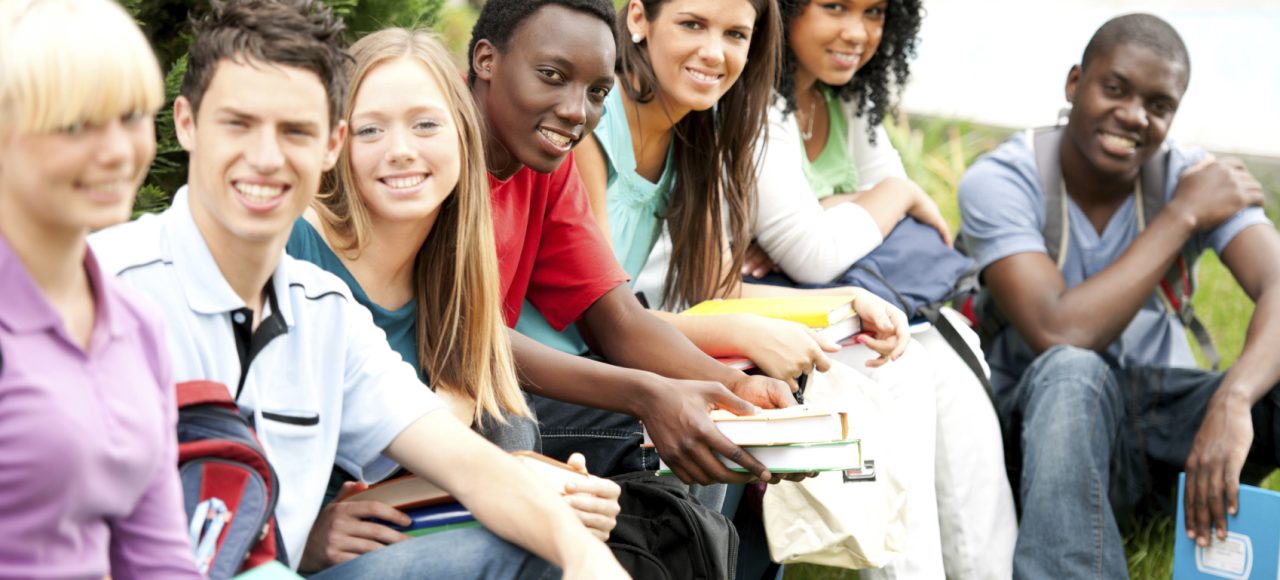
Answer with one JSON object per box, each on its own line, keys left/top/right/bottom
{"left": 800, "top": 86, "right": 860, "bottom": 200}
{"left": 569, "top": 0, "right": 910, "bottom": 386}
{"left": 595, "top": 88, "right": 675, "bottom": 279}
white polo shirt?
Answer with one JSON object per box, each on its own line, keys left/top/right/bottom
{"left": 90, "top": 189, "right": 444, "bottom": 568}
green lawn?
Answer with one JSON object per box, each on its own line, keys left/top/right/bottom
{"left": 781, "top": 117, "right": 1279, "bottom": 580}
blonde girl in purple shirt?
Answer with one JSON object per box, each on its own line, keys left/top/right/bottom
{"left": 0, "top": 0, "right": 200, "bottom": 576}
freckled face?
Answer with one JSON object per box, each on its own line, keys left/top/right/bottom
{"left": 348, "top": 58, "right": 461, "bottom": 227}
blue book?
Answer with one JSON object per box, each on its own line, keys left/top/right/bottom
{"left": 1174, "top": 473, "right": 1280, "bottom": 579}
{"left": 370, "top": 501, "right": 476, "bottom": 533}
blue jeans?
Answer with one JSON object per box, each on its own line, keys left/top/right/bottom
{"left": 999, "top": 345, "right": 1280, "bottom": 579}
{"left": 308, "top": 526, "right": 556, "bottom": 579}
{"left": 529, "top": 394, "right": 657, "bottom": 476}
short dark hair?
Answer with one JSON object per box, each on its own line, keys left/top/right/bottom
{"left": 1081, "top": 13, "right": 1190, "bottom": 82}
{"left": 775, "top": 0, "right": 923, "bottom": 144}
{"left": 466, "top": 0, "right": 616, "bottom": 84}
{"left": 181, "top": 0, "right": 349, "bottom": 128}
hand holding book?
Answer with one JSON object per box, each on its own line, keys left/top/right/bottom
{"left": 847, "top": 289, "right": 910, "bottom": 368}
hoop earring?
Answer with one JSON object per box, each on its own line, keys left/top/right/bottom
{"left": 632, "top": 32, "right": 643, "bottom": 44}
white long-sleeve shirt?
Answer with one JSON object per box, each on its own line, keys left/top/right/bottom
{"left": 752, "top": 97, "right": 908, "bottom": 284}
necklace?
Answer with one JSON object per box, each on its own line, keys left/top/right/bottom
{"left": 799, "top": 87, "right": 819, "bottom": 141}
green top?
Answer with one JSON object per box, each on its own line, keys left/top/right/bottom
{"left": 801, "top": 87, "right": 861, "bottom": 199}
{"left": 286, "top": 219, "right": 424, "bottom": 381}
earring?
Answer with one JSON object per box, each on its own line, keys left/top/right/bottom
{"left": 632, "top": 32, "right": 643, "bottom": 44}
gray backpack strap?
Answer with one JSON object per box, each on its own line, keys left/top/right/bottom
{"left": 1027, "top": 127, "right": 1070, "bottom": 267}
{"left": 1137, "top": 146, "right": 1221, "bottom": 370}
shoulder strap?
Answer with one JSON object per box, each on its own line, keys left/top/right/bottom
{"left": 1026, "top": 127, "right": 1070, "bottom": 267}
{"left": 1137, "top": 146, "right": 1220, "bottom": 369}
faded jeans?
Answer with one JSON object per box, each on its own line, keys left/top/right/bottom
{"left": 999, "top": 345, "right": 1280, "bottom": 579}
{"left": 308, "top": 526, "right": 555, "bottom": 579}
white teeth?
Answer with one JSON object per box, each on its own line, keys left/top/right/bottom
{"left": 84, "top": 180, "right": 130, "bottom": 194}
{"left": 538, "top": 128, "right": 571, "bottom": 148}
{"left": 830, "top": 51, "right": 858, "bottom": 65}
{"left": 383, "top": 175, "right": 426, "bottom": 189}
{"left": 1101, "top": 134, "right": 1136, "bottom": 150}
{"left": 686, "top": 68, "right": 719, "bottom": 83}
{"left": 235, "top": 182, "right": 284, "bottom": 203}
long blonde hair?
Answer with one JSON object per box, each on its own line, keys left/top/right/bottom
{"left": 315, "top": 28, "right": 528, "bottom": 424}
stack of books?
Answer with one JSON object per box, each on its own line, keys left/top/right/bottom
{"left": 339, "top": 451, "right": 586, "bottom": 537}
{"left": 643, "top": 406, "right": 863, "bottom": 475}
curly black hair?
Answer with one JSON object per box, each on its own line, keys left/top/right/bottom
{"left": 466, "top": 0, "right": 616, "bottom": 84}
{"left": 775, "top": 0, "right": 922, "bottom": 142}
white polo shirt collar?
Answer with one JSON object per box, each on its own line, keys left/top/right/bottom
{"left": 163, "top": 187, "right": 297, "bottom": 329}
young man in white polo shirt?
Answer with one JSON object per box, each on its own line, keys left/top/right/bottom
{"left": 90, "top": 1, "right": 626, "bottom": 577}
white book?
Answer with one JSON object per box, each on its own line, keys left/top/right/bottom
{"left": 658, "top": 440, "right": 863, "bottom": 475}
{"left": 642, "top": 406, "right": 848, "bottom": 447}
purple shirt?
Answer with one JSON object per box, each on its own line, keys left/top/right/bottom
{"left": 0, "top": 234, "right": 199, "bottom": 579}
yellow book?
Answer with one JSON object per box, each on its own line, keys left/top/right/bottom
{"left": 681, "top": 296, "right": 856, "bottom": 328}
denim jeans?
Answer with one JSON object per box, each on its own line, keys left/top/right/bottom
{"left": 998, "top": 345, "right": 1280, "bottom": 579}
{"left": 308, "top": 526, "right": 556, "bottom": 579}
{"left": 529, "top": 394, "right": 656, "bottom": 476}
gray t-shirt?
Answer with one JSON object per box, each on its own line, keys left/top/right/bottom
{"left": 958, "top": 132, "right": 1270, "bottom": 392}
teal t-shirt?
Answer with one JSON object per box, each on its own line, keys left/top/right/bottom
{"left": 514, "top": 89, "right": 674, "bottom": 354}
{"left": 286, "top": 219, "right": 424, "bottom": 381}
{"left": 801, "top": 87, "right": 861, "bottom": 198}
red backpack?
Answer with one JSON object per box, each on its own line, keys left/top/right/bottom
{"left": 176, "top": 380, "right": 282, "bottom": 578}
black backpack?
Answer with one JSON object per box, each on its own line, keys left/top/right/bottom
{"left": 607, "top": 473, "right": 738, "bottom": 580}
{"left": 973, "top": 126, "right": 1219, "bottom": 369}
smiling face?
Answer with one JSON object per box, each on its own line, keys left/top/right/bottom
{"left": 629, "top": 0, "right": 758, "bottom": 115}
{"left": 788, "top": 0, "right": 886, "bottom": 87}
{"left": 175, "top": 58, "right": 345, "bottom": 250}
{"left": 348, "top": 57, "right": 461, "bottom": 228}
{"left": 474, "top": 4, "right": 616, "bottom": 176}
{"left": 1063, "top": 42, "right": 1187, "bottom": 182}
{"left": 0, "top": 114, "right": 155, "bottom": 235}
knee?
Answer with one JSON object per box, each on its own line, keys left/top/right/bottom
{"left": 1018, "top": 346, "right": 1119, "bottom": 427}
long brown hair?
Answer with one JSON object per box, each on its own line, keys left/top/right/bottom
{"left": 314, "top": 28, "right": 528, "bottom": 424}
{"left": 616, "top": 0, "right": 781, "bottom": 309}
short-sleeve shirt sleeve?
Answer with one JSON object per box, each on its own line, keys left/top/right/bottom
{"left": 492, "top": 156, "right": 629, "bottom": 331}
{"left": 958, "top": 135, "right": 1051, "bottom": 273}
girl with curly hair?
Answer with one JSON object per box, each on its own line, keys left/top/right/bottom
{"left": 742, "top": 1, "right": 1018, "bottom": 578}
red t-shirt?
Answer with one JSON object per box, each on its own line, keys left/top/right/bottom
{"left": 490, "top": 153, "right": 629, "bottom": 330}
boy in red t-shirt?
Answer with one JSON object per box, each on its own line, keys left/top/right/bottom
{"left": 467, "top": 0, "right": 796, "bottom": 485}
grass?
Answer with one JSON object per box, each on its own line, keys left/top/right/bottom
{"left": 780, "top": 116, "right": 1279, "bottom": 580}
